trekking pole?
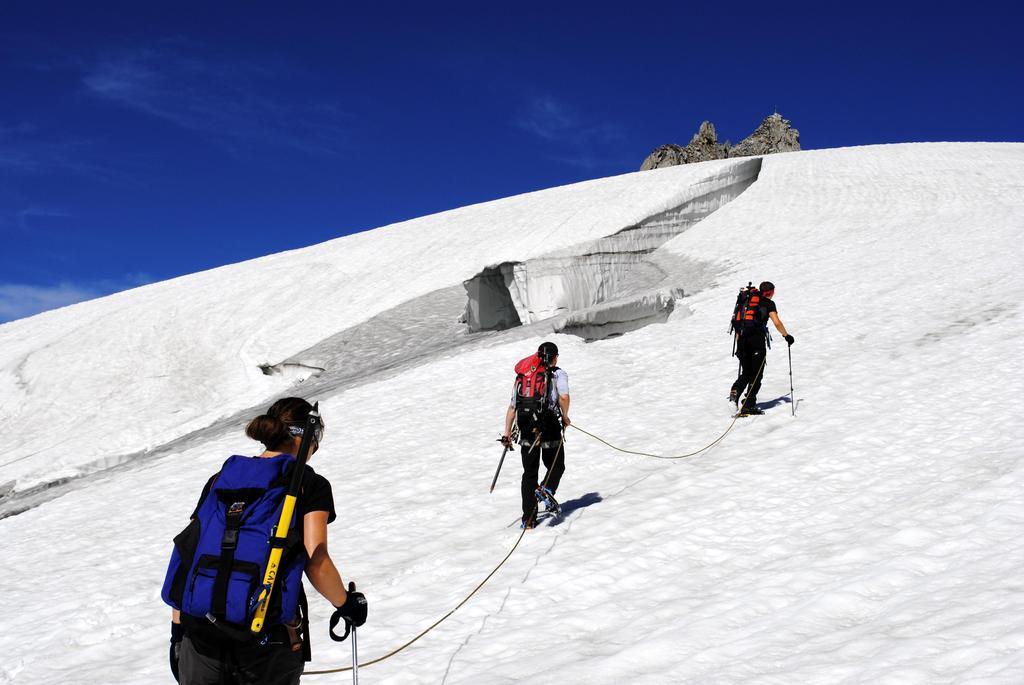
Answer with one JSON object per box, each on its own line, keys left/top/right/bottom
{"left": 249, "top": 404, "right": 320, "bottom": 633}
{"left": 351, "top": 621, "right": 359, "bottom": 685}
{"left": 328, "top": 580, "right": 362, "bottom": 661}
{"left": 787, "top": 345, "right": 795, "bottom": 416}
{"left": 352, "top": 581, "right": 360, "bottom": 683}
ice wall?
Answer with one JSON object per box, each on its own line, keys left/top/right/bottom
{"left": 462, "top": 265, "right": 521, "bottom": 331}
{"left": 463, "top": 158, "right": 761, "bottom": 338}
{"left": 557, "top": 290, "right": 686, "bottom": 341}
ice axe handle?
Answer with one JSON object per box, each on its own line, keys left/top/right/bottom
{"left": 490, "top": 439, "right": 510, "bottom": 493}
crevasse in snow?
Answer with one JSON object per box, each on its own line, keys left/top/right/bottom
{"left": 462, "top": 158, "right": 761, "bottom": 338}
{"left": 257, "top": 361, "right": 325, "bottom": 381}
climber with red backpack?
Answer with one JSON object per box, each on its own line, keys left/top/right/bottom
{"left": 729, "top": 281, "right": 794, "bottom": 415}
{"left": 502, "top": 341, "right": 571, "bottom": 529}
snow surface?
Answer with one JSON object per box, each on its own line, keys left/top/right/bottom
{"left": 2, "top": 143, "right": 1024, "bottom": 684}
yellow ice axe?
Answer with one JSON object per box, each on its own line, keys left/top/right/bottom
{"left": 250, "top": 403, "right": 320, "bottom": 634}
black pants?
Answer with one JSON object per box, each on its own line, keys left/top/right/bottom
{"left": 520, "top": 438, "right": 565, "bottom": 521}
{"left": 731, "top": 335, "right": 767, "bottom": 407}
{"left": 178, "top": 635, "right": 303, "bottom": 685}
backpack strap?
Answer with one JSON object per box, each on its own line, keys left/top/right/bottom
{"left": 299, "top": 586, "right": 311, "bottom": 661}
{"left": 211, "top": 499, "right": 247, "bottom": 619}
{"left": 548, "top": 367, "right": 562, "bottom": 410}
{"left": 189, "top": 473, "right": 219, "bottom": 521}
{"left": 545, "top": 367, "right": 554, "bottom": 411}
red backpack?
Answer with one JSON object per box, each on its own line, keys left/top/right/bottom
{"left": 515, "top": 354, "right": 549, "bottom": 399}
{"left": 514, "top": 354, "right": 554, "bottom": 439}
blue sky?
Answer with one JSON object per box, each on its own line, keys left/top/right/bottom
{"left": 2, "top": 1, "right": 1021, "bottom": 322}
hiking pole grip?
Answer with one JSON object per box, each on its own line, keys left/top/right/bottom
{"left": 329, "top": 604, "right": 352, "bottom": 642}
{"left": 250, "top": 404, "right": 320, "bottom": 633}
{"left": 329, "top": 581, "right": 359, "bottom": 643}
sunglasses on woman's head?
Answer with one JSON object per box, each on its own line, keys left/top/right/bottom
{"left": 288, "top": 423, "right": 325, "bottom": 444}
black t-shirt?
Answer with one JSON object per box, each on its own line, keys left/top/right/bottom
{"left": 192, "top": 460, "right": 336, "bottom": 525}
{"left": 743, "top": 296, "right": 777, "bottom": 327}
{"left": 737, "top": 297, "right": 777, "bottom": 347}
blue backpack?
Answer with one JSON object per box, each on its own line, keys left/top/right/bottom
{"left": 161, "top": 454, "right": 306, "bottom": 632}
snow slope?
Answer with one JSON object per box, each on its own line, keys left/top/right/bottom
{"left": 0, "top": 158, "right": 751, "bottom": 490}
{"left": 1, "top": 143, "right": 1023, "bottom": 684}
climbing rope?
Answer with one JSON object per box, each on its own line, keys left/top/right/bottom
{"left": 569, "top": 354, "right": 766, "bottom": 460}
{"left": 306, "top": 352, "right": 767, "bottom": 674}
{"left": 305, "top": 436, "right": 564, "bottom": 676}
{"left": 306, "top": 527, "right": 528, "bottom": 674}
{"left": 570, "top": 420, "right": 736, "bottom": 460}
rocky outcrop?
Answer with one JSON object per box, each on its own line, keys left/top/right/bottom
{"left": 639, "top": 121, "right": 729, "bottom": 170}
{"left": 640, "top": 113, "right": 800, "bottom": 170}
{"left": 730, "top": 113, "right": 801, "bottom": 158}
{"left": 639, "top": 144, "right": 687, "bottom": 171}
{"left": 683, "top": 120, "right": 730, "bottom": 164}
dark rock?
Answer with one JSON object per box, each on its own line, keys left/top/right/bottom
{"left": 640, "top": 113, "right": 800, "bottom": 170}
{"left": 730, "top": 113, "right": 800, "bottom": 158}
{"left": 638, "top": 143, "right": 688, "bottom": 171}
{"left": 684, "top": 120, "right": 730, "bottom": 163}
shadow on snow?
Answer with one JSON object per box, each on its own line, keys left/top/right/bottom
{"left": 546, "top": 491, "right": 603, "bottom": 527}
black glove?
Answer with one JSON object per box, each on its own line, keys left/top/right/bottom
{"left": 330, "top": 582, "right": 368, "bottom": 642}
{"left": 170, "top": 622, "right": 185, "bottom": 682}
{"left": 784, "top": 335, "right": 795, "bottom": 346}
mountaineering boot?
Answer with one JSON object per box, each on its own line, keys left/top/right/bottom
{"left": 536, "top": 486, "right": 561, "bottom": 514}
{"left": 521, "top": 515, "right": 537, "bottom": 529}
{"left": 740, "top": 405, "right": 764, "bottom": 416}
{"left": 728, "top": 388, "right": 739, "bottom": 407}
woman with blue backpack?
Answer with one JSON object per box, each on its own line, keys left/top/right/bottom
{"left": 162, "top": 397, "right": 367, "bottom": 684}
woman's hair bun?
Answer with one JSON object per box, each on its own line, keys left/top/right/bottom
{"left": 245, "top": 397, "right": 315, "bottom": 451}
{"left": 245, "top": 413, "right": 290, "bottom": 449}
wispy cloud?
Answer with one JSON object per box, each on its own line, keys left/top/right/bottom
{"left": 0, "top": 133, "right": 77, "bottom": 173}
{"left": 0, "top": 282, "right": 100, "bottom": 322}
{"left": 544, "top": 153, "right": 606, "bottom": 171}
{"left": 16, "top": 207, "right": 72, "bottom": 231}
{"left": 0, "top": 123, "right": 38, "bottom": 137}
{"left": 517, "top": 96, "right": 623, "bottom": 144}
{"left": 0, "top": 274, "right": 152, "bottom": 324}
{"left": 0, "top": 205, "right": 73, "bottom": 236}
{"left": 516, "top": 95, "right": 625, "bottom": 169}
{"left": 82, "top": 45, "right": 350, "bottom": 156}
{"left": 517, "top": 96, "right": 578, "bottom": 141}
{"left": 0, "top": 124, "right": 128, "bottom": 182}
